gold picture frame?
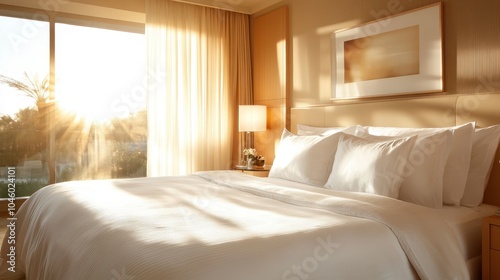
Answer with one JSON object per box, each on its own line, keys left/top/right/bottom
{"left": 332, "top": 3, "right": 443, "bottom": 100}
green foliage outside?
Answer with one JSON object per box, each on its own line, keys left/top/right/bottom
{"left": 0, "top": 180, "right": 47, "bottom": 198}
{"left": 0, "top": 109, "right": 147, "bottom": 198}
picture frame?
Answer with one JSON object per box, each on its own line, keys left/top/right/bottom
{"left": 332, "top": 3, "right": 443, "bottom": 100}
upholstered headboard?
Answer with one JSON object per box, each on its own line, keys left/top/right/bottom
{"left": 291, "top": 92, "right": 500, "bottom": 207}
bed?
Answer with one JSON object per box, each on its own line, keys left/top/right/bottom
{"left": 1, "top": 92, "right": 500, "bottom": 280}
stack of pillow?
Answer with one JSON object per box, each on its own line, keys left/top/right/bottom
{"left": 269, "top": 123, "right": 500, "bottom": 208}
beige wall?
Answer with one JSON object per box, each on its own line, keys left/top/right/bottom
{"left": 252, "top": 0, "right": 500, "bottom": 108}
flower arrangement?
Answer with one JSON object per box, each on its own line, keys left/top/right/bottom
{"left": 243, "top": 148, "right": 265, "bottom": 167}
{"left": 243, "top": 148, "right": 257, "bottom": 159}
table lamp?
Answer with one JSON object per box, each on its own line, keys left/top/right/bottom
{"left": 238, "top": 105, "right": 266, "bottom": 167}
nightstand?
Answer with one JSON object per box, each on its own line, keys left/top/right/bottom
{"left": 234, "top": 165, "right": 271, "bottom": 177}
{"left": 483, "top": 215, "right": 500, "bottom": 280}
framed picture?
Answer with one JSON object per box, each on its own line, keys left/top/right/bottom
{"left": 332, "top": 3, "right": 443, "bottom": 100}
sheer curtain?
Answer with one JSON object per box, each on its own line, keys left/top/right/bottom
{"left": 146, "top": 0, "right": 252, "bottom": 176}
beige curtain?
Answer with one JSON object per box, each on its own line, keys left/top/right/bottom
{"left": 146, "top": 0, "right": 252, "bottom": 176}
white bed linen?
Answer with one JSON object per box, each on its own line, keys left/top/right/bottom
{"left": 434, "top": 204, "right": 497, "bottom": 261}
{"left": 0, "top": 171, "right": 469, "bottom": 280}
{"left": 431, "top": 204, "right": 497, "bottom": 280}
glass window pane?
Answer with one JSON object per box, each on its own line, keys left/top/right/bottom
{"left": 55, "top": 23, "right": 147, "bottom": 182}
{"left": 0, "top": 15, "right": 50, "bottom": 198}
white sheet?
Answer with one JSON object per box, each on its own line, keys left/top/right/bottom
{"left": 434, "top": 204, "right": 497, "bottom": 260}
{"left": 411, "top": 203, "right": 497, "bottom": 280}
{"left": 0, "top": 171, "right": 470, "bottom": 280}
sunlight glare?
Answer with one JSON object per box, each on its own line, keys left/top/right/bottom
{"left": 56, "top": 89, "right": 112, "bottom": 124}
{"left": 55, "top": 23, "right": 146, "bottom": 124}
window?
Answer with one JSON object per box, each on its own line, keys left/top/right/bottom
{"left": 55, "top": 22, "right": 147, "bottom": 181}
{"left": 0, "top": 14, "right": 50, "bottom": 197}
{"left": 0, "top": 10, "right": 147, "bottom": 198}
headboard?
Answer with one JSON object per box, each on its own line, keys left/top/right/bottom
{"left": 290, "top": 92, "right": 500, "bottom": 207}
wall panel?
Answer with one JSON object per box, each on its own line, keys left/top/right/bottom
{"left": 252, "top": 6, "right": 289, "bottom": 165}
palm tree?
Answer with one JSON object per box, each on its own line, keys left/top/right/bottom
{"left": 0, "top": 72, "right": 51, "bottom": 134}
{"left": 0, "top": 72, "right": 49, "bottom": 110}
{"left": 0, "top": 72, "right": 51, "bottom": 135}
{"left": 0, "top": 72, "right": 51, "bottom": 179}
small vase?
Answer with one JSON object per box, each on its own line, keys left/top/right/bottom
{"left": 247, "top": 158, "right": 254, "bottom": 169}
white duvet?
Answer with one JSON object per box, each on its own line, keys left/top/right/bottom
{"left": 0, "top": 171, "right": 468, "bottom": 280}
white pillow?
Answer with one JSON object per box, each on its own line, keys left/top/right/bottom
{"left": 460, "top": 125, "right": 500, "bottom": 207}
{"left": 355, "top": 130, "right": 453, "bottom": 208}
{"left": 297, "top": 124, "right": 356, "bottom": 136}
{"left": 324, "top": 133, "right": 417, "bottom": 198}
{"left": 360, "top": 122, "right": 475, "bottom": 206}
{"left": 269, "top": 129, "right": 344, "bottom": 186}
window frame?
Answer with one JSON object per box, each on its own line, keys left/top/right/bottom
{"left": 0, "top": 3, "right": 145, "bottom": 184}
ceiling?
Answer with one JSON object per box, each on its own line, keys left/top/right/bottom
{"left": 0, "top": 0, "right": 281, "bottom": 16}
{"left": 175, "top": 0, "right": 283, "bottom": 14}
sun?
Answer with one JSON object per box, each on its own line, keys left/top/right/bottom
{"left": 53, "top": 23, "right": 146, "bottom": 125}
{"left": 56, "top": 88, "right": 115, "bottom": 124}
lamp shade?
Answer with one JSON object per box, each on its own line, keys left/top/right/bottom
{"left": 238, "top": 105, "right": 267, "bottom": 132}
